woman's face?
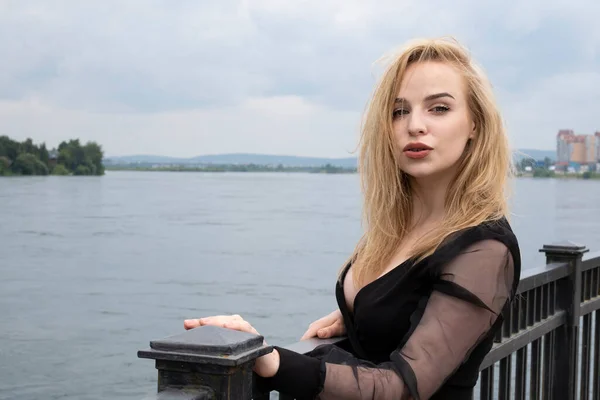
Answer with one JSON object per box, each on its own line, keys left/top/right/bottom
{"left": 392, "top": 61, "right": 474, "bottom": 182}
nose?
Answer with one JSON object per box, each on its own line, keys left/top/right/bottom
{"left": 407, "top": 111, "right": 427, "bottom": 136}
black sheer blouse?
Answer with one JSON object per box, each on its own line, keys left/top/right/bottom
{"left": 257, "top": 218, "right": 521, "bottom": 400}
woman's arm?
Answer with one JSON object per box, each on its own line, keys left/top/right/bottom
{"left": 190, "top": 238, "right": 516, "bottom": 400}
{"left": 268, "top": 239, "right": 515, "bottom": 399}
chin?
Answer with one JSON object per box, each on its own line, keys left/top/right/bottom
{"left": 399, "top": 157, "right": 461, "bottom": 183}
{"left": 399, "top": 164, "right": 437, "bottom": 179}
{"left": 403, "top": 170, "right": 436, "bottom": 180}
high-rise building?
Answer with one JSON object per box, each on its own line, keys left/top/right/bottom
{"left": 556, "top": 129, "right": 600, "bottom": 170}
{"left": 596, "top": 131, "right": 600, "bottom": 163}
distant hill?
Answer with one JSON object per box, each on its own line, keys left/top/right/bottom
{"left": 104, "top": 153, "right": 359, "bottom": 168}
{"left": 105, "top": 149, "right": 556, "bottom": 167}
{"left": 104, "top": 155, "right": 186, "bottom": 164}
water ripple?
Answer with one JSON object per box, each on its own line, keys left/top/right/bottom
{"left": 16, "top": 230, "right": 64, "bottom": 238}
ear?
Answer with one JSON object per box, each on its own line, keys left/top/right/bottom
{"left": 470, "top": 121, "right": 476, "bottom": 139}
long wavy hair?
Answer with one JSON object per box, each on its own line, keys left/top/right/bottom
{"left": 347, "top": 37, "right": 513, "bottom": 288}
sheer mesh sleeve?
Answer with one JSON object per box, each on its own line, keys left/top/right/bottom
{"left": 313, "top": 239, "right": 515, "bottom": 400}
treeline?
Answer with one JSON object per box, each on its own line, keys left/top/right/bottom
{"left": 515, "top": 156, "right": 554, "bottom": 172}
{"left": 0, "top": 136, "right": 105, "bottom": 176}
{"left": 106, "top": 162, "right": 357, "bottom": 174}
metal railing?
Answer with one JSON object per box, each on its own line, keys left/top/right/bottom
{"left": 138, "top": 241, "right": 600, "bottom": 400}
{"left": 475, "top": 242, "right": 600, "bottom": 400}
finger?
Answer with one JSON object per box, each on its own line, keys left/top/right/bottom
{"left": 183, "top": 316, "right": 229, "bottom": 330}
{"left": 224, "top": 320, "right": 259, "bottom": 335}
{"left": 330, "top": 320, "right": 344, "bottom": 336}
{"left": 300, "top": 329, "right": 317, "bottom": 340}
{"left": 184, "top": 319, "right": 202, "bottom": 330}
{"left": 301, "top": 323, "right": 323, "bottom": 340}
{"left": 300, "top": 332, "right": 314, "bottom": 340}
{"left": 197, "top": 315, "right": 238, "bottom": 326}
{"left": 317, "top": 328, "right": 331, "bottom": 338}
{"left": 300, "top": 316, "right": 335, "bottom": 340}
{"left": 318, "top": 320, "right": 344, "bottom": 338}
{"left": 300, "top": 330, "right": 317, "bottom": 340}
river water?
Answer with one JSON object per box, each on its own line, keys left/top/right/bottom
{"left": 1, "top": 171, "right": 600, "bottom": 399}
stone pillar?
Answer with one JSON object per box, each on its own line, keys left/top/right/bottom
{"left": 138, "top": 325, "right": 272, "bottom": 399}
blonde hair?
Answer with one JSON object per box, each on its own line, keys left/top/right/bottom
{"left": 347, "top": 37, "right": 513, "bottom": 288}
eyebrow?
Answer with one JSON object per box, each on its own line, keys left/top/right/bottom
{"left": 395, "top": 92, "right": 455, "bottom": 104}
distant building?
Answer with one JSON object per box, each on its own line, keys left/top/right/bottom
{"left": 48, "top": 150, "right": 59, "bottom": 168}
{"left": 597, "top": 131, "right": 600, "bottom": 162}
{"left": 556, "top": 130, "right": 600, "bottom": 171}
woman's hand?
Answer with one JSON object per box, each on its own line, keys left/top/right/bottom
{"left": 184, "top": 315, "right": 280, "bottom": 378}
{"left": 300, "top": 309, "right": 346, "bottom": 340}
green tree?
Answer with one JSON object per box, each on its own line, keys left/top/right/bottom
{"left": 22, "top": 138, "right": 36, "bottom": 155}
{"left": 58, "top": 146, "right": 75, "bottom": 171}
{"left": 12, "top": 153, "right": 49, "bottom": 175}
{"left": 51, "top": 164, "right": 69, "bottom": 175}
{"left": 74, "top": 165, "right": 91, "bottom": 175}
{"left": 83, "top": 142, "right": 105, "bottom": 175}
{"left": 518, "top": 158, "right": 535, "bottom": 171}
{"left": 0, "top": 136, "right": 20, "bottom": 161}
{"left": 39, "top": 143, "right": 49, "bottom": 165}
{"left": 533, "top": 168, "right": 555, "bottom": 178}
{"left": 55, "top": 139, "right": 104, "bottom": 175}
{"left": 0, "top": 136, "right": 105, "bottom": 177}
{"left": 0, "top": 156, "right": 8, "bottom": 175}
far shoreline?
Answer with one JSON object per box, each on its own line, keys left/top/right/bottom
{"left": 103, "top": 167, "right": 600, "bottom": 180}
{"left": 4, "top": 166, "right": 599, "bottom": 180}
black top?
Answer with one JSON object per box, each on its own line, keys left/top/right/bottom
{"left": 257, "top": 218, "right": 521, "bottom": 400}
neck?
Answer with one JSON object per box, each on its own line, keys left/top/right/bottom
{"left": 409, "top": 173, "right": 454, "bottom": 226}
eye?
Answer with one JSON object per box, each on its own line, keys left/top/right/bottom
{"left": 431, "top": 105, "right": 450, "bottom": 114}
{"left": 392, "top": 109, "right": 409, "bottom": 119}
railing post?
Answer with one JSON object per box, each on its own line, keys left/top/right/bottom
{"left": 138, "top": 325, "right": 272, "bottom": 399}
{"left": 539, "top": 241, "right": 588, "bottom": 400}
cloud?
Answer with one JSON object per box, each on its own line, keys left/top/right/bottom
{"left": 502, "top": 71, "right": 600, "bottom": 144}
{"left": 0, "top": 0, "right": 598, "bottom": 156}
{"left": 0, "top": 95, "right": 361, "bottom": 157}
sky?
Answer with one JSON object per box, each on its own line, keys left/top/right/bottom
{"left": 1, "top": 0, "right": 599, "bottom": 158}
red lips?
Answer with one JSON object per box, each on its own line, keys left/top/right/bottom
{"left": 403, "top": 142, "right": 433, "bottom": 151}
{"left": 403, "top": 142, "right": 432, "bottom": 159}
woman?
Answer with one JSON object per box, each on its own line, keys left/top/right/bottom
{"left": 184, "top": 37, "right": 521, "bottom": 400}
